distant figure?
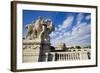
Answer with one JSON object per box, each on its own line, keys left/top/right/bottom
{"left": 50, "top": 46, "right": 55, "bottom": 52}
{"left": 62, "top": 43, "right": 67, "bottom": 51}
{"left": 87, "top": 52, "right": 91, "bottom": 59}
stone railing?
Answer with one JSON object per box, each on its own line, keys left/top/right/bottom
{"left": 23, "top": 44, "right": 91, "bottom": 62}
{"left": 45, "top": 50, "right": 91, "bottom": 61}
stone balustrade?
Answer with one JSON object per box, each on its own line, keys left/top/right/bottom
{"left": 23, "top": 44, "right": 91, "bottom": 62}
{"left": 45, "top": 50, "right": 91, "bottom": 61}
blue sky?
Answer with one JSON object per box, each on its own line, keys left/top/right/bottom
{"left": 23, "top": 10, "right": 91, "bottom": 47}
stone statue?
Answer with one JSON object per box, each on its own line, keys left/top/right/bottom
{"left": 41, "top": 19, "right": 55, "bottom": 43}
{"left": 38, "top": 19, "right": 55, "bottom": 61}
{"left": 23, "top": 17, "right": 55, "bottom": 62}
{"left": 34, "top": 16, "right": 43, "bottom": 37}
{"left": 25, "top": 21, "right": 35, "bottom": 39}
{"left": 25, "top": 16, "right": 55, "bottom": 41}
{"left": 25, "top": 24, "right": 33, "bottom": 39}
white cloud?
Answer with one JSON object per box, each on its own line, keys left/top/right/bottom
{"left": 50, "top": 15, "right": 74, "bottom": 39}
{"left": 86, "top": 15, "right": 91, "bottom": 20}
{"left": 50, "top": 14, "right": 91, "bottom": 47}
{"left": 61, "top": 16, "right": 74, "bottom": 29}
{"left": 55, "top": 27, "right": 58, "bottom": 31}
{"left": 63, "top": 32, "right": 71, "bottom": 36}
{"left": 51, "top": 23, "right": 90, "bottom": 46}
{"left": 62, "top": 23, "right": 90, "bottom": 46}
{"left": 76, "top": 13, "right": 84, "bottom": 24}
{"left": 77, "top": 34, "right": 90, "bottom": 41}
{"left": 72, "top": 22, "right": 90, "bottom": 36}
{"left": 50, "top": 32, "right": 55, "bottom": 37}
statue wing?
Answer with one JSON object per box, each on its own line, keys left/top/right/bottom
{"left": 25, "top": 24, "right": 28, "bottom": 29}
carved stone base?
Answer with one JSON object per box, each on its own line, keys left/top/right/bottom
{"left": 22, "top": 38, "right": 51, "bottom": 62}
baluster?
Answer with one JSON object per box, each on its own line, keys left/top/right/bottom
{"left": 67, "top": 54, "right": 69, "bottom": 60}
{"left": 52, "top": 53, "right": 55, "bottom": 61}
{"left": 65, "top": 54, "right": 66, "bottom": 60}
{"left": 71, "top": 53, "right": 73, "bottom": 60}
{"left": 78, "top": 52, "right": 82, "bottom": 60}
{"left": 45, "top": 53, "right": 48, "bottom": 62}
{"left": 58, "top": 54, "right": 59, "bottom": 61}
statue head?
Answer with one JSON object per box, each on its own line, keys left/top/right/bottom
{"left": 38, "top": 16, "right": 43, "bottom": 20}
{"left": 32, "top": 20, "right": 35, "bottom": 24}
{"left": 45, "top": 19, "right": 51, "bottom": 25}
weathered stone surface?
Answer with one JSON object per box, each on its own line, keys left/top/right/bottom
{"left": 23, "top": 17, "right": 54, "bottom": 62}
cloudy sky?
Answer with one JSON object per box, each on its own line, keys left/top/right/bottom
{"left": 23, "top": 10, "right": 91, "bottom": 47}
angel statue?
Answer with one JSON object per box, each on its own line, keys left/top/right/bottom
{"left": 25, "top": 20, "right": 36, "bottom": 39}
{"left": 41, "top": 19, "right": 55, "bottom": 43}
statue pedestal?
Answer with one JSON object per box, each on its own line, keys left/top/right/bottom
{"left": 22, "top": 38, "right": 51, "bottom": 62}
{"left": 22, "top": 38, "right": 41, "bottom": 62}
